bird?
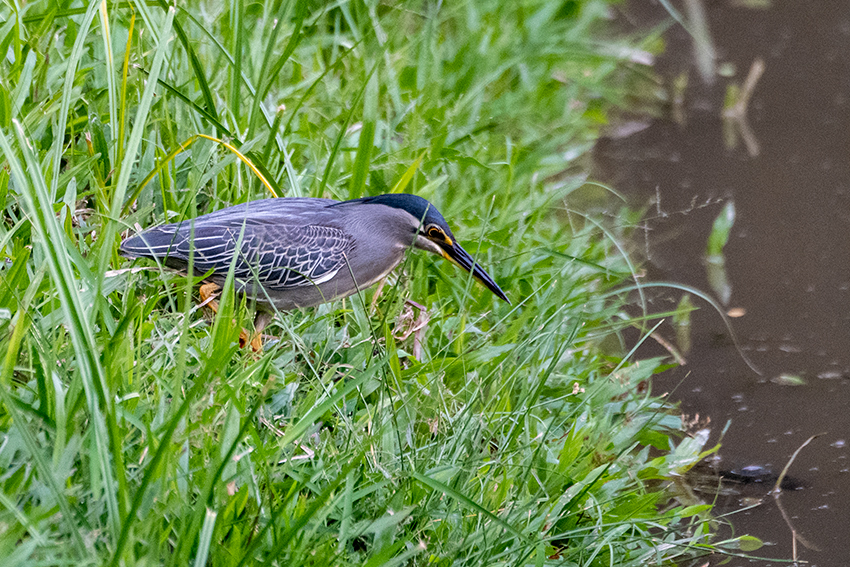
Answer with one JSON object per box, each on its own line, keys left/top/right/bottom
{"left": 120, "top": 193, "right": 509, "bottom": 348}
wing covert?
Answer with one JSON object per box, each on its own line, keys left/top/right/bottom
{"left": 174, "top": 223, "right": 352, "bottom": 290}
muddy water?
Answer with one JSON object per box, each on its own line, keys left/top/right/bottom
{"left": 595, "top": 2, "right": 850, "bottom": 565}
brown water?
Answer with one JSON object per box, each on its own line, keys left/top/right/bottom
{"left": 595, "top": 2, "right": 850, "bottom": 565}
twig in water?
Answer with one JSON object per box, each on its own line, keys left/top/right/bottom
{"left": 771, "top": 433, "right": 823, "bottom": 557}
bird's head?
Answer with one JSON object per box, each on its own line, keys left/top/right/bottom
{"left": 349, "top": 193, "right": 510, "bottom": 304}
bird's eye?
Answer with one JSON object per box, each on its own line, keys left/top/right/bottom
{"left": 427, "top": 227, "right": 443, "bottom": 239}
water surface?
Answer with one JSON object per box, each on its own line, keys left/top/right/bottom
{"left": 596, "top": 2, "right": 850, "bottom": 565}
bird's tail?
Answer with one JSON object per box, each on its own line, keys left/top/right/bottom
{"left": 119, "top": 228, "right": 179, "bottom": 260}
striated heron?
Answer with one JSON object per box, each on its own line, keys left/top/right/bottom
{"left": 120, "top": 193, "right": 509, "bottom": 347}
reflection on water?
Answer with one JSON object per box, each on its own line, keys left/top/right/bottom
{"left": 596, "top": 1, "right": 850, "bottom": 565}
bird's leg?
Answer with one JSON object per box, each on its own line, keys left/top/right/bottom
{"left": 246, "top": 311, "right": 273, "bottom": 352}
{"left": 237, "top": 329, "right": 253, "bottom": 350}
{"left": 199, "top": 282, "right": 222, "bottom": 311}
{"left": 199, "top": 281, "right": 258, "bottom": 351}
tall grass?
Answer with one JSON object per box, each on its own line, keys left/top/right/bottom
{"left": 0, "top": 0, "right": 722, "bottom": 565}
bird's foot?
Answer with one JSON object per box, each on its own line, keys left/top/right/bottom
{"left": 199, "top": 282, "right": 221, "bottom": 311}
{"left": 243, "top": 311, "right": 273, "bottom": 353}
{"left": 200, "top": 281, "right": 264, "bottom": 352}
{"left": 238, "top": 329, "right": 264, "bottom": 352}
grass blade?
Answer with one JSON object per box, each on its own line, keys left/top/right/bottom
{"left": 247, "top": 0, "right": 309, "bottom": 138}
{"left": 193, "top": 509, "right": 218, "bottom": 567}
{"left": 348, "top": 69, "right": 378, "bottom": 199}
{"left": 229, "top": 0, "right": 243, "bottom": 124}
{"left": 1, "top": 122, "right": 115, "bottom": 550}
{"left": 390, "top": 152, "right": 424, "bottom": 194}
{"left": 98, "top": 0, "right": 118, "bottom": 167}
{"left": 50, "top": 0, "right": 100, "bottom": 198}
{"left": 117, "top": 9, "right": 135, "bottom": 167}
{"left": 154, "top": 0, "right": 220, "bottom": 127}
{"left": 411, "top": 470, "right": 529, "bottom": 543}
{"left": 99, "top": 5, "right": 174, "bottom": 274}
{"left": 318, "top": 61, "right": 379, "bottom": 196}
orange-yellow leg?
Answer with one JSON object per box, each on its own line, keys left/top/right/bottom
{"left": 199, "top": 282, "right": 264, "bottom": 351}
{"left": 238, "top": 329, "right": 255, "bottom": 350}
{"left": 199, "top": 282, "right": 221, "bottom": 311}
{"left": 249, "top": 311, "right": 273, "bottom": 352}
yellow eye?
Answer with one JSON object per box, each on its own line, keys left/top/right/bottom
{"left": 427, "top": 227, "right": 443, "bottom": 239}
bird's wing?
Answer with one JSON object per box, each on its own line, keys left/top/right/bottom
{"left": 125, "top": 222, "right": 353, "bottom": 290}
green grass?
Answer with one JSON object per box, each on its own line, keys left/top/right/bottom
{"left": 0, "top": 0, "right": 725, "bottom": 565}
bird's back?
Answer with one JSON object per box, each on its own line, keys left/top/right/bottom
{"left": 119, "top": 198, "right": 339, "bottom": 261}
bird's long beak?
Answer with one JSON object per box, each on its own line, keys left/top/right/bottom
{"left": 440, "top": 242, "right": 510, "bottom": 304}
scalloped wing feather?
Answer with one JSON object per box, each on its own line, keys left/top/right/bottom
{"left": 121, "top": 222, "right": 352, "bottom": 291}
